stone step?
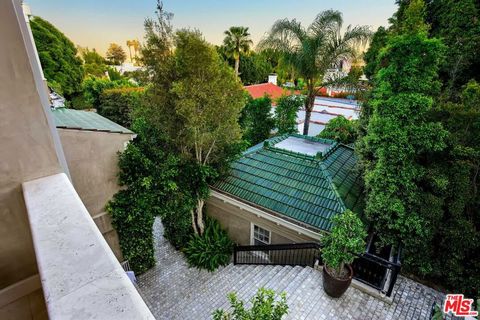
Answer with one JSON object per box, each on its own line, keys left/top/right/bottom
{"left": 286, "top": 269, "right": 324, "bottom": 319}
{"left": 267, "top": 265, "right": 302, "bottom": 295}
{"left": 282, "top": 266, "right": 314, "bottom": 301}
{"left": 170, "top": 264, "right": 257, "bottom": 319}
{"left": 298, "top": 273, "right": 327, "bottom": 320}
{"left": 162, "top": 263, "right": 237, "bottom": 318}
{"left": 202, "top": 265, "right": 265, "bottom": 315}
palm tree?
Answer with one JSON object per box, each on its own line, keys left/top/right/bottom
{"left": 259, "top": 10, "right": 371, "bottom": 135}
{"left": 223, "top": 26, "right": 253, "bottom": 76}
{"left": 126, "top": 40, "right": 134, "bottom": 62}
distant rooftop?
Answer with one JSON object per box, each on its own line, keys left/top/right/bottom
{"left": 51, "top": 108, "right": 133, "bottom": 134}
{"left": 244, "top": 82, "right": 296, "bottom": 101}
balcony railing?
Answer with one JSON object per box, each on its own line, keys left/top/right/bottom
{"left": 22, "top": 173, "right": 154, "bottom": 319}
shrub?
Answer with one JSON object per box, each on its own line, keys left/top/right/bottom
{"left": 161, "top": 205, "right": 193, "bottom": 249}
{"left": 240, "top": 96, "right": 275, "bottom": 146}
{"left": 321, "top": 210, "right": 366, "bottom": 278}
{"left": 107, "top": 189, "right": 155, "bottom": 274}
{"left": 317, "top": 116, "right": 358, "bottom": 144}
{"left": 184, "top": 217, "right": 233, "bottom": 271}
{"left": 213, "top": 288, "right": 289, "bottom": 320}
{"left": 99, "top": 87, "right": 145, "bottom": 128}
{"left": 82, "top": 77, "right": 136, "bottom": 109}
{"left": 275, "top": 95, "right": 304, "bottom": 135}
{"left": 107, "top": 118, "right": 181, "bottom": 274}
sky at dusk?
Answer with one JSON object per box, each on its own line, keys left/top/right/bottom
{"left": 26, "top": 0, "right": 397, "bottom": 56}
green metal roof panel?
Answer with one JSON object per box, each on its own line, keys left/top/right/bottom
{"left": 323, "top": 144, "right": 365, "bottom": 215}
{"left": 51, "top": 107, "right": 133, "bottom": 134}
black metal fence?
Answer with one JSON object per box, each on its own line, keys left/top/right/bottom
{"left": 234, "top": 242, "right": 321, "bottom": 267}
{"left": 233, "top": 242, "right": 401, "bottom": 297}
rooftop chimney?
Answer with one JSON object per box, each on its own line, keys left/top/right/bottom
{"left": 268, "top": 74, "right": 278, "bottom": 85}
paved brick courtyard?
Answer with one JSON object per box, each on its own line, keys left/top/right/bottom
{"left": 137, "top": 218, "right": 448, "bottom": 319}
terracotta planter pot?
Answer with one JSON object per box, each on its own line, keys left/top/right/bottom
{"left": 322, "top": 264, "right": 353, "bottom": 298}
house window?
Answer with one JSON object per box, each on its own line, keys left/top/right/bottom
{"left": 252, "top": 224, "right": 271, "bottom": 246}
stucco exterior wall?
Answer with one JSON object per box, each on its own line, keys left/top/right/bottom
{"left": 0, "top": 0, "right": 64, "bottom": 289}
{"left": 0, "top": 1, "right": 69, "bottom": 317}
{"left": 206, "top": 194, "right": 319, "bottom": 245}
{"left": 57, "top": 128, "right": 133, "bottom": 261}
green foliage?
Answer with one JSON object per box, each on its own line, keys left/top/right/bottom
{"left": 275, "top": 95, "right": 303, "bottom": 135}
{"left": 140, "top": 24, "right": 246, "bottom": 235}
{"left": 106, "top": 43, "right": 127, "bottom": 65}
{"left": 98, "top": 87, "right": 145, "bottom": 128}
{"left": 318, "top": 116, "right": 357, "bottom": 144}
{"left": 82, "top": 77, "right": 136, "bottom": 108}
{"left": 321, "top": 210, "right": 366, "bottom": 276}
{"left": 241, "top": 96, "right": 275, "bottom": 146}
{"left": 363, "top": 27, "right": 389, "bottom": 81}
{"left": 426, "top": 0, "right": 480, "bottom": 95}
{"left": 81, "top": 48, "right": 107, "bottom": 78}
{"left": 184, "top": 218, "right": 233, "bottom": 271}
{"left": 238, "top": 52, "right": 273, "bottom": 85}
{"left": 213, "top": 288, "right": 288, "bottom": 320}
{"left": 361, "top": 0, "right": 480, "bottom": 297}
{"left": 427, "top": 81, "right": 480, "bottom": 297}
{"left": 107, "top": 67, "right": 124, "bottom": 81}
{"left": 30, "top": 16, "right": 84, "bottom": 98}
{"left": 360, "top": 0, "right": 448, "bottom": 276}
{"left": 107, "top": 118, "right": 181, "bottom": 273}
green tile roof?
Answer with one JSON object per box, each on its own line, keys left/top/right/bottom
{"left": 213, "top": 135, "right": 364, "bottom": 232}
{"left": 51, "top": 107, "right": 133, "bottom": 134}
{"left": 323, "top": 144, "right": 364, "bottom": 215}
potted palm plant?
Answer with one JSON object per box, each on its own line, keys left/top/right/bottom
{"left": 321, "top": 210, "right": 366, "bottom": 298}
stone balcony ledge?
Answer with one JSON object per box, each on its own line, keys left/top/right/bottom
{"left": 23, "top": 173, "right": 154, "bottom": 320}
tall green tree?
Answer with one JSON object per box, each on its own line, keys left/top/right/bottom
{"left": 361, "top": 0, "right": 448, "bottom": 273}
{"left": 223, "top": 26, "right": 253, "bottom": 77}
{"left": 30, "top": 16, "right": 84, "bottom": 98}
{"left": 241, "top": 96, "right": 275, "bottom": 146}
{"left": 429, "top": 81, "right": 480, "bottom": 296}
{"left": 363, "top": 27, "right": 389, "bottom": 81}
{"left": 318, "top": 116, "right": 357, "bottom": 144}
{"left": 259, "top": 11, "right": 370, "bottom": 135}
{"left": 107, "top": 118, "right": 181, "bottom": 273}
{"left": 106, "top": 43, "right": 127, "bottom": 65}
{"left": 275, "top": 95, "right": 303, "bottom": 135}
{"left": 141, "top": 17, "right": 245, "bottom": 234}
{"left": 80, "top": 47, "right": 107, "bottom": 77}
{"left": 426, "top": 0, "right": 480, "bottom": 96}
{"left": 238, "top": 52, "right": 273, "bottom": 85}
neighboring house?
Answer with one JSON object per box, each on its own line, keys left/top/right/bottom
{"left": 244, "top": 75, "right": 360, "bottom": 136}
{"left": 297, "top": 97, "right": 360, "bottom": 136}
{"left": 208, "top": 134, "right": 363, "bottom": 245}
{"left": 51, "top": 106, "right": 136, "bottom": 261}
{"left": 113, "top": 62, "right": 143, "bottom": 74}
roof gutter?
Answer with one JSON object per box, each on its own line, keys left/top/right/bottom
{"left": 210, "top": 188, "right": 325, "bottom": 240}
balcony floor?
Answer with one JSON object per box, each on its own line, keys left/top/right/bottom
{"left": 137, "top": 218, "right": 448, "bottom": 319}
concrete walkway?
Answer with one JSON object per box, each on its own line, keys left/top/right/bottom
{"left": 137, "top": 218, "right": 447, "bottom": 319}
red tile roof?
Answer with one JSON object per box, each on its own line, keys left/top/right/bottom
{"left": 244, "top": 83, "right": 293, "bottom": 101}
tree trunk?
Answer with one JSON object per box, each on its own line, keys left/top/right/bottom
{"left": 234, "top": 58, "right": 240, "bottom": 77}
{"left": 303, "top": 109, "right": 311, "bottom": 135}
{"left": 191, "top": 198, "right": 205, "bottom": 235}
{"left": 302, "top": 87, "right": 315, "bottom": 135}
